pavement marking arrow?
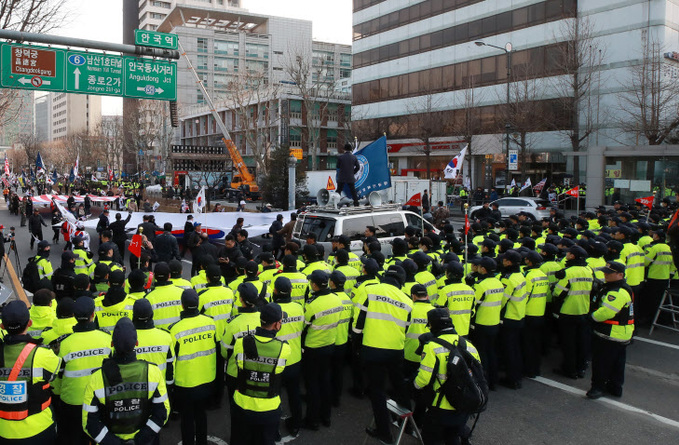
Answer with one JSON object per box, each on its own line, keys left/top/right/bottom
{"left": 74, "top": 67, "right": 81, "bottom": 89}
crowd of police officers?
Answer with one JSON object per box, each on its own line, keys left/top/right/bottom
{"left": 1, "top": 195, "right": 678, "bottom": 445}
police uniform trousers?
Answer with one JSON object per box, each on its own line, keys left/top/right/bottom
{"left": 331, "top": 342, "right": 349, "bottom": 406}
{"left": 230, "top": 405, "right": 280, "bottom": 445}
{"left": 281, "top": 362, "right": 303, "bottom": 429}
{"left": 499, "top": 319, "right": 524, "bottom": 385}
{"left": 302, "top": 345, "right": 334, "bottom": 426}
{"left": 641, "top": 279, "right": 668, "bottom": 325}
{"left": 362, "top": 347, "right": 410, "bottom": 438}
{"left": 591, "top": 334, "right": 627, "bottom": 397}
{"left": 57, "top": 401, "right": 90, "bottom": 445}
{"left": 521, "top": 316, "right": 545, "bottom": 377}
{"left": 469, "top": 324, "right": 499, "bottom": 388}
{"left": 174, "top": 382, "right": 212, "bottom": 445}
{"left": 0, "top": 423, "right": 56, "bottom": 445}
{"left": 558, "top": 314, "right": 588, "bottom": 377}
{"left": 421, "top": 407, "right": 469, "bottom": 445}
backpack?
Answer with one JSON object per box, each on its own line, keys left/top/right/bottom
{"left": 430, "top": 336, "right": 489, "bottom": 414}
{"left": 22, "top": 256, "right": 41, "bottom": 293}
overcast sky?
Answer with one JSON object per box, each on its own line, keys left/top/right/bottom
{"left": 49, "top": 0, "right": 352, "bottom": 115}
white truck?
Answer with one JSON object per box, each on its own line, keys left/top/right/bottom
{"left": 305, "top": 170, "right": 448, "bottom": 206}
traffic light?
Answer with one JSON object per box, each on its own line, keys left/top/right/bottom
{"left": 170, "top": 101, "right": 179, "bottom": 127}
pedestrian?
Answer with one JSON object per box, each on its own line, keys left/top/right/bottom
{"left": 230, "top": 303, "right": 291, "bottom": 445}
{"left": 422, "top": 190, "right": 430, "bottom": 213}
{"left": 51, "top": 207, "right": 61, "bottom": 244}
{"left": 0, "top": 300, "right": 62, "bottom": 443}
{"left": 277, "top": 213, "right": 297, "bottom": 245}
{"left": 28, "top": 208, "right": 47, "bottom": 250}
{"left": 336, "top": 143, "right": 361, "bottom": 206}
{"left": 414, "top": 308, "right": 482, "bottom": 445}
{"left": 170, "top": 289, "right": 220, "bottom": 445}
{"left": 155, "top": 222, "right": 181, "bottom": 263}
{"left": 55, "top": 296, "right": 112, "bottom": 445}
{"left": 96, "top": 209, "right": 110, "bottom": 241}
{"left": 186, "top": 222, "right": 203, "bottom": 276}
{"left": 82, "top": 318, "right": 170, "bottom": 444}
{"left": 109, "top": 211, "right": 133, "bottom": 262}
{"left": 270, "top": 214, "right": 285, "bottom": 258}
{"left": 51, "top": 250, "right": 78, "bottom": 301}
{"left": 587, "top": 261, "right": 634, "bottom": 399}
{"left": 432, "top": 200, "right": 450, "bottom": 229}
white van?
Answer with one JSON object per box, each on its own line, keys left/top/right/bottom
{"left": 292, "top": 205, "right": 438, "bottom": 257}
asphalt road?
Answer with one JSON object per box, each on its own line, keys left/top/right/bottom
{"left": 1, "top": 206, "right": 679, "bottom": 445}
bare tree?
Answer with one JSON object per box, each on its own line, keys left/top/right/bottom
{"left": 95, "top": 118, "right": 126, "bottom": 174}
{"left": 283, "top": 45, "right": 337, "bottom": 171}
{"left": 406, "top": 92, "right": 449, "bottom": 182}
{"left": 351, "top": 106, "right": 405, "bottom": 147}
{"left": 449, "top": 78, "right": 484, "bottom": 188}
{"left": 15, "top": 133, "right": 42, "bottom": 166}
{"left": 186, "top": 159, "right": 228, "bottom": 211}
{"left": 226, "top": 69, "right": 280, "bottom": 176}
{"left": 123, "top": 100, "right": 173, "bottom": 173}
{"left": 549, "top": 17, "right": 605, "bottom": 183}
{"left": 617, "top": 40, "right": 679, "bottom": 145}
{"left": 0, "top": 0, "right": 70, "bottom": 125}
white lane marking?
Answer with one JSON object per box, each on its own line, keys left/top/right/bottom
{"left": 634, "top": 336, "right": 679, "bottom": 351}
{"left": 178, "top": 436, "right": 228, "bottom": 445}
{"left": 626, "top": 364, "right": 679, "bottom": 385}
{"left": 532, "top": 377, "right": 679, "bottom": 430}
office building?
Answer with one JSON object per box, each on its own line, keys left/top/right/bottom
{"left": 0, "top": 90, "right": 34, "bottom": 148}
{"left": 34, "top": 94, "right": 52, "bottom": 142}
{"left": 50, "top": 93, "right": 102, "bottom": 141}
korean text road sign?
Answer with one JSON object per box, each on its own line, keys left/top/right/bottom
{"left": 66, "top": 51, "right": 123, "bottom": 96}
{"left": 0, "top": 44, "right": 65, "bottom": 91}
{"left": 135, "top": 30, "right": 178, "bottom": 50}
{"left": 123, "top": 57, "right": 177, "bottom": 100}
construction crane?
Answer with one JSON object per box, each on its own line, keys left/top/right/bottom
{"left": 177, "top": 40, "right": 260, "bottom": 200}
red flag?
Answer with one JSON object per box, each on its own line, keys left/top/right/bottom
{"left": 635, "top": 196, "right": 654, "bottom": 210}
{"left": 464, "top": 214, "right": 470, "bottom": 236}
{"left": 565, "top": 186, "right": 579, "bottom": 198}
{"left": 128, "top": 234, "right": 142, "bottom": 257}
{"left": 405, "top": 193, "right": 422, "bottom": 207}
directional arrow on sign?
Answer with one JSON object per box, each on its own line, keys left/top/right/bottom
{"left": 18, "top": 77, "right": 51, "bottom": 86}
{"left": 135, "top": 86, "right": 165, "bottom": 95}
{"left": 73, "top": 67, "right": 81, "bottom": 89}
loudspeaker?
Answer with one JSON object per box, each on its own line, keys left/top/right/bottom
{"left": 368, "top": 191, "right": 382, "bottom": 207}
{"left": 317, "top": 189, "right": 341, "bottom": 208}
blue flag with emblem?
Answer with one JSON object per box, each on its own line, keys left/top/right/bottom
{"left": 29, "top": 166, "right": 35, "bottom": 179}
{"left": 341, "top": 136, "right": 391, "bottom": 198}
{"left": 35, "top": 152, "right": 45, "bottom": 173}
{"left": 52, "top": 168, "right": 58, "bottom": 184}
{"left": 69, "top": 166, "right": 75, "bottom": 183}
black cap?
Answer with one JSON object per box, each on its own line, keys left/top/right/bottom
{"left": 128, "top": 269, "right": 146, "bottom": 289}
{"left": 479, "top": 257, "right": 496, "bottom": 272}
{"left": 410, "top": 251, "right": 431, "bottom": 266}
{"left": 245, "top": 261, "right": 259, "bottom": 275}
{"left": 654, "top": 229, "right": 667, "bottom": 239}
{"left": 109, "top": 270, "right": 125, "bottom": 287}
{"left": 74, "top": 296, "right": 95, "bottom": 321}
{"left": 569, "top": 246, "right": 587, "bottom": 258}
{"left": 503, "top": 250, "right": 522, "bottom": 265}
{"left": 238, "top": 282, "right": 260, "bottom": 305}
{"left": 133, "top": 298, "right": 154, "bottom": 322}
{"left": 361, "top": 258, "right": 380, "bottom": 275}
{"left": 481, "top": 239, "right": 497, "bottom": 249}
{"left": 384, "top": 265, "right": 406, "bottom": 286}
{"left": 259, "top": 252, "right": 275, "bottom": 263}
{"left": 539, "top": 243, "right": 559, "bottom": 255}
{"left": 38, "top": 240, "right": 50, "bottom": 249}
{"left": 181, "top": 289, "right": 200, "bottom": 309}
{"left": 154, "top": 262, "right": 171, "bottom": 281}
{"left": 274, "top": 276, "right": 292, "bottom": 295}
{"left": 56, "top": 298, "right": 75, "bottom": 319}
{"left": 206, "top": 264, "right": 222, "bottom": 282}
{"left": 329, "top": 270, "right": 346, "bottom": 287}
{"left": 112, "top": 318, "right": 137, "bottom": 353}
{"left": 282, "top": 254, "right": 298, "bottom": 268}
{"left": 168, "top": 259, "right": 183, "bottom": 276}
{"left": 411, "top": 284, "right": 428, "bottom": 297}
{"left": 601, "top": 261, "right": 626, "bottom": 274}
{"left": 616, "top": 226, "right": 634, "bottom": 236}
{"left": 427, "top": 307, "right": 452, "bottom": 326}
{"left": 260, "top": 303, "right": 286, "bottom": 324}
{"left": 446, "top": 261, "right": 464, "bottom": 277}
{"left": 607, "top": 240, "right": 624, "bottom": 252}
{"left": 74, "top": 273, "right": 90, "bottom": 290}
{"left": 309, "top": 270, "right": 329, "bottom": 286}
{"left": 338, "top": 234, "right": 351, "bottom": 246}
{"left": 335, "top": 249, "right": 349, "bottom": 265}
{"left": 72, "top": 235, "right": 83, "bottom": 244}
{"left": 524, "top": 251, "right": 543, "bottom": 265}
{"left": 94, "top": 263, "right": 110, "bottom": 280}
{"left": 1, "top": 301, "right": 30, "bottom": 332}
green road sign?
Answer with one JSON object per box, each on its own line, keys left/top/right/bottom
{"left": 66, "top": 51, "right": 124, "bottom": 96}
{"left": 0, "top": 44, "right": 65, "bottom": 91}
{"left": 135, "top": 30, "right": 178, "bottom": 50}
{"left": 123, "top": 57, "right": 177, "bottom": 101}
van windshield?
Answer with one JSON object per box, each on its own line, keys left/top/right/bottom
{"left": 298, "top": 216, "right": 336, "bottom": 242}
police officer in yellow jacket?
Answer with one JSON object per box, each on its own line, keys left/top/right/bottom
{"left": 522, "top": 251, "right": 550, "bottom": 378}
{"left": 414, "top": 308, "right": 481, "bottom": 445}
{"left": 642, "top": 229, "right": 673, "bottom": 325}
{"left": 82, "top": 318, "right": 170, "bottom": 444}
{"left": 56, "top": 296, "right": 112, "bottom": 445}
{"left": 275, "top": 255, "right": 309, "bottom": 305}
{"left": 499, "top": 250, "right": 528, "bottom": 389}
{"left": 329, "top": 270, "right": 353, "bottom": 408}
{"left": 353, "top": 265, "right": 413, "bottom": 444}
{"left": 272, "top": 277, "right": 305, "bottom": 436}
{"left": 169, "top": 289, "right": 219, "bottom": 445}
{"left": 553, "top": 246, "right": 593, "bottom": 379}
{"left": 230, "top": 303, "right": 291, "bottom": 445}
{"left": 0, "top": 301, "right": 61, "bottom": 444}
{"left": 302, "top": 270, "right": 343, "bottom": 430}
{"left": 132, "top": 299, "right": 174, "bottom": 384}
{"left": 438, "top": 262, "right": 475, "bottom": 337}
{"left": 586, "top": 262, "right": 635, "bottom": 399}
{"left": 145, "top": 263, "right": 184, "bottom": 330}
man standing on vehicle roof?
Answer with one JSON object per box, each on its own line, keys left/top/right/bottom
{"left": 336, "top": 143, "right": 361, "bottom": 207}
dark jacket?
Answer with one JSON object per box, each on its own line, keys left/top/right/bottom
{"left": 336, "top": 151, "right": 360, "bottom": 183}
{"left": 140, "top": 221, "right": 160, "bottom": 242}
{"left": 154, "top": 231, "right": 180, "bottom": 263}
{"left": 109, "top": 214, "right": 132, "bottom": 244}
{"left": 28, "top": 214, "right": 47, "bottom": 234}
{"left": 269, "top": 220, "right": 284, "bottom": 248}
{"left": 96, "top": 214, "right": 109, "bottom": 234}
{"left": 218, "top": 244, "right": 243, "bottom": 281}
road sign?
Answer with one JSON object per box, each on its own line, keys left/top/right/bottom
{"left": 66, "top": 50, "right": 124, "bottom": 96}
{"left": 508, "top": 149, "right": 519, "bottom": 171}
{"left": 0, "top": 44, "right": 65, "bottom": 91}
{"left": 134, "top": 30, "right": 178, "bottom": 50}
{"left": 123, "top": 57, "right": 177, "bottom": 100}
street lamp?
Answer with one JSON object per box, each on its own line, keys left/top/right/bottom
{"left": 475, "top": 41, "right": 513, "bottom": 187}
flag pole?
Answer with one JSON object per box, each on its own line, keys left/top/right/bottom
{"left": 464, "top": 203, "right": 469, "bottom": 267}
{"left": 576, "top": 188, "right": 580, "bottom": 216}
{"left": 646, "top": 191, "right": 656, "bottom": 222}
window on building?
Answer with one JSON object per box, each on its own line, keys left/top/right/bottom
{"left": 151, "top": 1, "right": 171, "bottom": 8}
{"left": 289, "top": 100, "right": 302, "bottom": 119}
{"left": 197, "top": 90, "right": 205, "bottom": 104}
{"left": 197, "top": 55, "right": 208, "bottom": 71}
{"left": 289, "top": 127, "right": 302, "bottom": 147}
{"left": 214, "top": 40, "right": 239, "bottom": 55}
{"left": 150, "top": 12, "right": 165, "bottom": 20}
{"left": 326, "top": 129, "right": 338, "bottom": 149}
{"left": 214, "top": 57, "right": 239, "bottom": 72}
{"left": 246, "top": 43, "right": 269, "bottom": 58}
{"left": 197, "top": 38, "right": 208, "bottom": 53}
{"left": 340, "top": 53, "right": 351, "bottom": 67}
